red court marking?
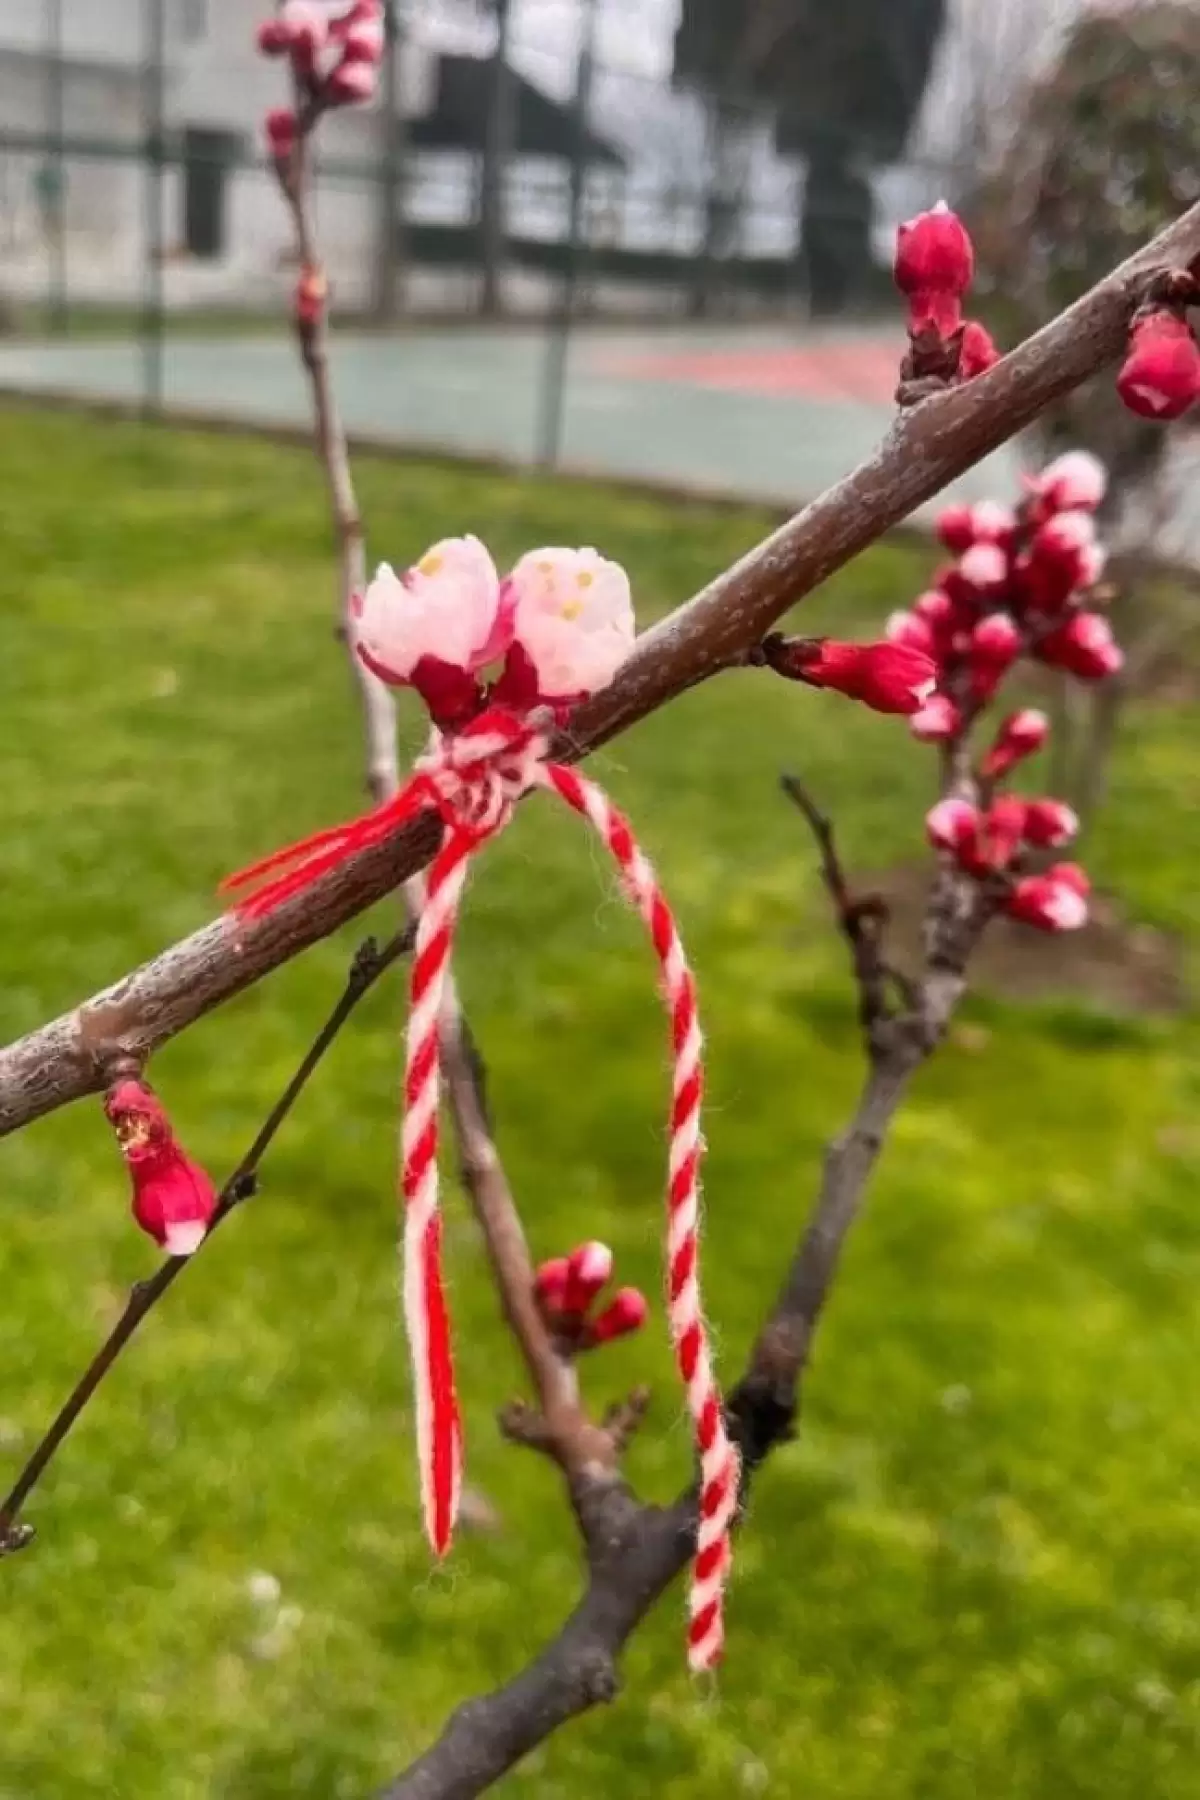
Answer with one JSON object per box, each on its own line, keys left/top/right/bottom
{"left": 598, "top": 342, "right": 900, "bottom": 407}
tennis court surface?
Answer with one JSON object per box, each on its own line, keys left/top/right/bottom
{"left": 0, "top": 320, "right": 1044, "bottom": 516}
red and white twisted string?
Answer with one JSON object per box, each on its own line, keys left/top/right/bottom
{"left": 224, "top": 710, "right": 739, "bottom": 1670}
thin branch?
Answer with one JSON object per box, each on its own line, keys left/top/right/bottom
{"left": 780, "top": 772, "right": 897, "bottom": 1043}
{"left": 0, "top": 927, "right": 412, "bottom": 1555}
{"left": 273, "top": 104, "right": 596, "bottom": 1483}
{"left": 4, "top": 204, "right": 1200, "bottom": 1127}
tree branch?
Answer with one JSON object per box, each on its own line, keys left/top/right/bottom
{"left": 0, "top": 927, "right": 412, "bottom": 1554}
{"left": 3, "top": 202, "right": 1199, "bottom": 1131}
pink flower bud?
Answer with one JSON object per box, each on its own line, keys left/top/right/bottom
{"left": 104, "top": 1079, "right": 218, "bottom": 1257}
{"left": 264, "top": 107, "right": 298, "bottom": 159}
{"left": 959, "top": 319, "right": 1000, "bottom": 379}
{"left": 885, "top": 609, "right": 937, "bottom": 656}
{"left": 1049, "top": 860, "right": 1090, "bottom": 899}
{"left": 1038, "top": 612, "right": 1124, "bottom": 681}
{"left": 326, "top": 57, "right": 378, "bottom": 104}
{"left": 257, "top": 19, "right": 290, "bottom": 56}
{"left": 910, "top": 694, "right": 961, "bottom": 742}
{"left": 342, "top": 14, "right": 386, "bottom": 62}
{"left": 280, "top": 0, "right": 329, "bottom": 54}
{"left": 1006, "top": 873, "right": 1089, "bottom": 933}
{"left": 789, "top": 641, "right": 938, "bottom": 715}
{"left": 971, "top": 612, "right": 1021, "bottom": 667}
{"left": 894, "top": 202, "right": 974, "bottom": 336}
{"left": 1022, "top": 798, "right": 1079, "bottom": 848}
{"left": 562, "top": 1241, "right": 614, "bottom": 1317}
{"left": 534, "top": 1256, "right": 571, "bottom": 1315}
{"left": 294, "top": 264, "right": 326, "bottom": 329}
{"left": 936, "top": 504, "right": 976, "bottom": 555}
{"left": 926, "top": 797, "right": 979, "bottom": 855}
{"left": 958, "top": 542, "right": 1008, "bottom": 593}
{"left": 587, "top": 1288, "right": 650, "bottom": 1347}
{"left": 969, "top": 500, "right": 1016, "bottom": 544}
{"left": 1031, "top": 451, "right": 1107, "bottom": 515}
{"left": 914, "top": 588, "right": 956, "bottom": 632}
{"left": 981, "top": 709, "right": 1049, "bottom": 779}
{"left": 1117, "top": 310, "right": 1200, "bottom": 421}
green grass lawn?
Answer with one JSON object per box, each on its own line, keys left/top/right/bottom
{"left": 1, "top": 407, "right": 1200, "bottom": 1799}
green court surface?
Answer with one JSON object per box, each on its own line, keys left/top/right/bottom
{"left": 0, "top": 323, "right": 1025, "bottom": 514}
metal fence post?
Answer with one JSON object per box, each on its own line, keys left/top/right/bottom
{"left": 141, "top": 0, "right": 166, "bottom": 416}
{"left": 537, "top": 0, "right": 599, "bottom": 470}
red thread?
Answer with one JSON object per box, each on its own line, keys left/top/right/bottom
{"left": 222, "top": 708, "right": 739, "bottom": 1671}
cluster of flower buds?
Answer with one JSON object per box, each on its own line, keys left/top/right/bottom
{"left": 104, "top": 1079, "right": 219, "bottom": 1256}
{"left": 353, "top": 535, "right": 636, "bottom": 729}
{"left": 927, "top": 794, "right": 1089, "bottom": 932}
{"left": 886, "top": 450, "right": 1119, "bottom": 745}
{"left": 893, "top": 202, "right": 1000, "bottom": 391}
{"left": 533, "top": 1242, "right": 649, "bottom": 1352}
{"left": 259, "top": 1, "right": 385, "bottom": 154}
{"left": 756, "top": 634, "right": 937, "bottom": 717}
{"left": 1116, "top": 302, "right": 1200, "bottom": 422}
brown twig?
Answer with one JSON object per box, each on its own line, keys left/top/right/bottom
{"left": 273, "top": 100, "right": 596, "bottom": 1481}
{"left": 6, "top": 201, "right": 1198, "bottom": 1142}
{"left": 0, "top": 927, "right": 412, "bottom": 1556}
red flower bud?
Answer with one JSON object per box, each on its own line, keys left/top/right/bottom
{"left": 1117, "top": 311, "right": 1200, "bottom": 421}
{"left": 279, "top": 0, "right": 329, "bottom": 58}
{"left": 936, "top": 504, "right": 976, "bottom": 555}
{"left": 326, "top": 57, "right": 378, "bottom": 104}
{"left": 981, "top": 709, "right": 1048, "bottom": 780}
{"left": 1038, "top": 613, "right": 1123, "bottom": 681}
{"left": 969, "top": 500, "right": 1016, "bottom": 545}
{"left": 926, "top": 797, "right": 979, "bottom": 856}
{"left": 1022, "top": 798, "right": 1078, "bottom": 848}
{"left": 894, "top": 202, "right": 974, "bottom": 336}
{"left": 958, "top": 542, "right": 1008, "bottom": 593}
{"left": 979, "top": 796, "right": 1027, "bottom": 870}
{"left": 264, "top": 107, "right": 298, "bottom": 160}
{"left": 959, "top": 319, "right": 1000, "bottom": 379}
{"left": 104, "top": 1079, "right": 218, "bottom": 1257}
{"left": 914, "top": 588, "right": 957, "bottom": 633}
{"left": 257, "top": 19, "right": 290, "bottom": 56}
{"left": 562, "top": 1241, "right": 614, "bottom": 1316}
{"left": 794, "top": 641, "right": 938, "bottom": 715}
{"left": 1028, "top": 452, "right": 1107, "bottom": 516}
{"left": 294, "top": 264, "right": 327, "bottom": 329}
{"left": 342, "top": 14, "right": 385, "bottom": 62}
{"left": 586, "top": 1288, "right": 650, "bottom": 1347}
{"left": 910, "top": 694, "right": 961, "bottom": 742}
{"left": 534, "top": 1256, "right": 571, "bottom": 1316}
{"left": 885, "top": 609, "right": 937, "bottom": 657}
{"left": 970, "top": 612, "right": 1021, "bottom": 667}
{"left": 1006, "top": 872, "right": 1088, "bottom": 933}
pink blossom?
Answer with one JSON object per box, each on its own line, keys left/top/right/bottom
{"left": 105, "top": 1080, "right": 218, "bottom": 1257}
{"left": 910, "top": 694, "right": 961, "bottom": 742}
{"left": 354, "top": 536, "right": 502, "bottom": 700}
{"left": 495, "top": 547, "right": 635, "bottom": 708}
{"left": 981, "top": 709, "right": 1049, "bottom": 779}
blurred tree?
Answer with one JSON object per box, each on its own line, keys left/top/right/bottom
{"left": 673, "top": 0, "right": 946, "bottom": 315}
{"left": 971, "top": 2, "right": 1200, "bottom": 820}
